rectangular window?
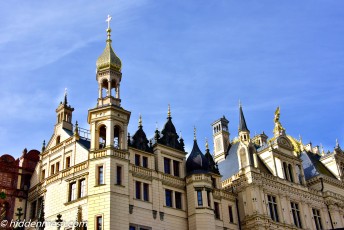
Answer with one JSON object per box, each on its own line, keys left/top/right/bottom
{"left": 56, "top": 162, "right": 60, "bottom": 173}
{"left": 69, "top": 182, "right": 77, "bottom": 201}
{"left": 143, "top": 183, "right": 149, "bottom": 201}
{"left": 41, "top": 170, "right": 45, "bottom": 181}
{"left": 96, "top": 216, "right": 102, "bottom": 230}
{"left": 135, "top": 154, "right": 140, "bottom": 166}
{"left": 267, "top": 195, "right": 279, "bottom": 222}
{"left": 229, "top": 206, "right": 234, "bottom": 223}
{"left": 164, "top": 158, "right": 171, "bottom": 174}
{"left": 51, "top": 164, "right": 55, "bottom": 175}
{"left": 312, "top": 208, "right": 323, "bottom": 230}
{"left": 165, "top": 189, "right": 172, "bottom": 207}
{"left": 207, "top": 191, "right": 211, "bottom": 207}
{"left": 173, "top": 160, "right": 180, "bottom": 177}
{"left": 116, "top": 166, "right": 122, "bottom": 185}
{"left": 211, "top": 177, "right": 217, "bottom": 188}
{"left": 197, "top": 190, "right": 203, "bottom": 206}
{"left": 30, "top": 201, "right": 37, "bottom": 219}
{"left": 175, "top": 192, "right": 182, "bottom": 209}
{"left": 142, "top": 156, "right": 148, "bottom": 168}
{"left": 291, "top": 202, "right": 302, "bottom": 228}
{"left": 98, "top": 166, "right": 104, "bottom": 185}
{"left": 79, "top": 179, "right": 86, "bottom": 198}
{"left": 66, "top": 156, "right": 71, "bottom": 168}
{"left": 214, "top": 202, "right": 220, "bottom": 219}
{"left": 136, "top": 181, "right": 141, "bottom": 199}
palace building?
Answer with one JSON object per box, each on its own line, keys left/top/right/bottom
{"left": 15, "top": 18, "right": 344, "bottom": 230}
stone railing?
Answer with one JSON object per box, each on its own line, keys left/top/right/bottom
{"left": 162, "top": 173, "right": 185, "bottom": 188}
{"left": 131, "top": 165, "right": 152, "bottom": 177}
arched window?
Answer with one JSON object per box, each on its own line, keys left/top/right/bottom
{"left": 101, "top": 79, "right": 109, "bottom": 98}
{"left": 56, "top": 135, "right": 61, "bottom": 145}
{"left": 114, "top": 125, "right": 121, "bottom": 149}
{"left": 99, "top": 125, "right": 107, "bottom": 149}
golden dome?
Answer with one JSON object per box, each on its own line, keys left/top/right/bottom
{"left": 96, "top": 28, "right": 122, "bottom": 71}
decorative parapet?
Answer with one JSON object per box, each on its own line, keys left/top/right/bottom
{"left": 90, "top": 148, "right": 128, "bottom": 160}
{"left": 130, "top": 164, "right": 152, "bottom": 179}
{"left": 162, "top": 173, "right": 185, "bottom": 189}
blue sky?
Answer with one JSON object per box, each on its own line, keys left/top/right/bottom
{"left": 1, "top": 0, "right": 344, "bottom": 157}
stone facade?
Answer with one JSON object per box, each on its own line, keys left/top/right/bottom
{"left": 21, "top": 22, "right": 344, "bottom": 230}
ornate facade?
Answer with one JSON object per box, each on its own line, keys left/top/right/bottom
{"left": 20, "top": 19, "right": 344, "bottom": 230}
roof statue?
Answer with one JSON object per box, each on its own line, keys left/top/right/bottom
{"left": 273, "top": 106, "right": 285, "bottom": 137}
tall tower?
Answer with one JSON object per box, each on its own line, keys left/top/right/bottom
{"left": 87, "top": 15, "right": 131, "bottom": 230}
{"left": 212, "top": 116, "right": 230, "bottom": 163}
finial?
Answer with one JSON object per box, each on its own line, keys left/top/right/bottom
{"left": 74, "top": 121, "right": 79, "bottom": 137}
{"left": 106, "top": 15, "right": 112, "bottom": 29}
{"left": 138, "top": 114, "right": 142, "bottom": 128}
{"left": 105, "top": 15, "right": 112, "bottom": 41}
{"left": 167, "top": 104, "right": 171, "bottom": 118}
{"left": 194, "top": 126, "right": 197, "bottom": 141}
{"left": 336, "top": 139, "right": 340, "bottom": 149}
{"left": 299, "top": 134, "right": 302, "bottom": 143}
{"left": 320, "top": 143, "right": 325, "bottom": 156}
{"left": 239, "top": 99, "right": 242, "bottom": 108}
{"left": 42, "top": 140, "right": 46, "bottom": 153}
{"left": 205, "top": 137, "right": 209, "bottom": 150}
{"left": 64, "top": 88, "right": 68, "bottom": 105}
{"left": 155, "top": 122, "right": 158, "bottom": 130}
{"left": 179, "top": 131, "right": 182, "bottom": 139}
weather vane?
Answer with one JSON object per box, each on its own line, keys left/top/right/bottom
{"left": 106, "top": 15, "right": 112, "bottom": 29}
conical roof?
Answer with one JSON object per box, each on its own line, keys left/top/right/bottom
{"left": 239, "top": 105, "right": 249, "bottom": 132}
{"left": 186, "top": 140, "right": 210, "bottom": 175}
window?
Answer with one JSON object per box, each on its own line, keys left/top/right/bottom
{"left": 56, "top": 162, "right": 60, "bottom": 173}
{"left": 291, "top": 202, "right": 302, "bottom": 228}
{"left": 288, "top": 164, "right": 294, "bottom": 182}
{"left": 136, "top": 181, "right": 141, "bottom": 199}
{"left": 175, "top": 192, "right": 182, "bottom": 209}
{"left": 296, "top": 164, "right": 303, "bottom": 185}
{"left": 214, "top": 202, "right": 220, "bottom": 219}
{"left": 41, "top": 170, "right": 45, "bottom": 181}
{"left": 69, "top": 182, "right": 77, "bottom": 201}
{"left": 98, "top": 166, "right": 104, "bottom": 185}
{"left": 30, "top": 201, "right": 37, "bottom": 219}
{"left": 51, "top": 164, "right": 55, "bottom": 175}
{"left": 116, "top": 166, "right": 122, "bottom": 185}
{"left": 267, "top": 195, "right": 279, "bottom": 222}
{"left": 312, "top": 208, "right": 323, "bottom": 230}
{"left": 66, "top": 156, "right": 71, "bottom": 168}
{"left": 207, "top": 191, "right": 211, "bottom": 207}
{"left": 135, "top": 154, "right": 140, "bottom": 166}
{"left": 173, "top": 160, "right": 180, "bottom": 177}
{"left": 96, "top": 216, "right": 102, "bottom": 230}
{"left": 211, "top": 177, "right": 217, "bottom": 188}
{"left": 79, "top": 179, "right": 86, "bottom": 198}
{"left": 197, "top": 190, "right": 203, "bottom": 207}
{"left": 142, "top": 156, "right": 148, "bottom": 168}
{"left": 56, "top": 135, "right": 61, "bottom": 145}
{"left": 143, "top": 183, "right": 149, "bottom": 201}
{"left": 165, "top": 189, "right": 172, "bottom": 207}
{"left": 283, "top": 162, "right": 288, "bottom": 180}
{"left": 164, "top": 158, "right": 171, "bottom": 174}
{"left": 229, "top": 206, "right": 234, "bottom": 223}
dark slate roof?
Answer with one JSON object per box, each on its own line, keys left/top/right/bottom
{"left": 300, "top": 151, "right": 337, "bottom": 180}
{"left": 129, "top": 126, "right": 152, "bottom": 153}
{"left": 239, "top": 106, "right": 249, "bottom": 132}
{"left": 63, "top": 128, "right": 90, "bottom": 150}
{"left": 186, "top": 140, "right": 210, "bottom": 175}
{"left": 218, "top": 142, "right": 240, "bottom": 180}
{"left": 158, "top": 117, "right": 184, "bottom": 151}
{"left": 205, "top": 148, "right": 220, "bottom": 175}
{"left": 78, "top": 138, "right": 91, "bottom": 150}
